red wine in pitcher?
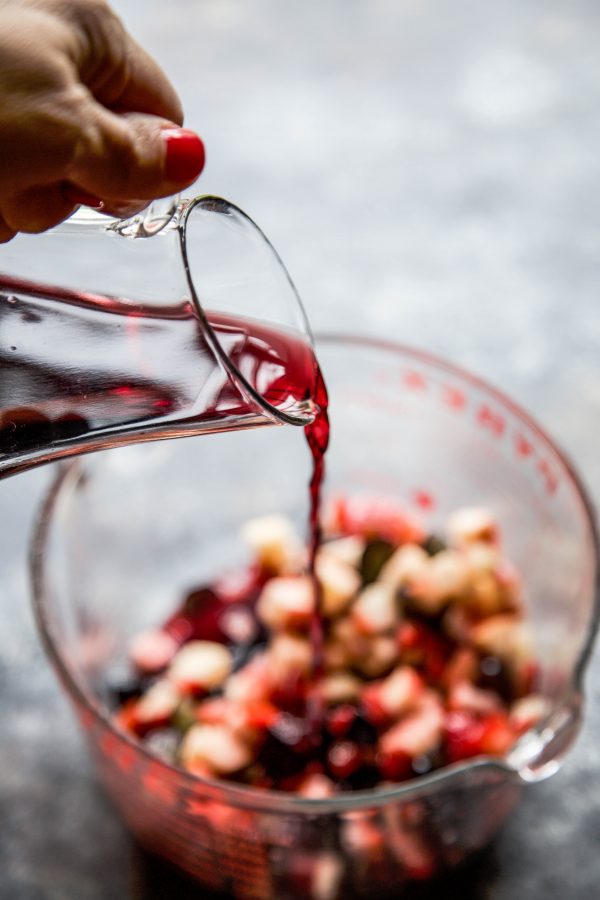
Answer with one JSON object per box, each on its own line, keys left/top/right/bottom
{"left": 0, "top": 275, "right": 324, "bottom": 476}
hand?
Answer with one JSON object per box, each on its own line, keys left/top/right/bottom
{"left": 0, "top": 0, "right": 205, "bottom": 241}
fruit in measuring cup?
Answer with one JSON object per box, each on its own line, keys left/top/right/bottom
{"left": 115, "top": 500, "right": 547, "bottom": 793}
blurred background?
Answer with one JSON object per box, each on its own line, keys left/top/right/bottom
{"left": 1, "top": 0, "right": 600, "bottom": 897}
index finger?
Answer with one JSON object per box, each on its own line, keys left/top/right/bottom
{"left": 107, "top": 35, "right": 184, "bottom": 125}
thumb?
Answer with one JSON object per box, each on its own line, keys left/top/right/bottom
{"left": 67, "top": 106, "right": 205, "bottom": 202}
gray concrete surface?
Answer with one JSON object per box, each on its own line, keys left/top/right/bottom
{"left": 2, "top": 0, "right": 600, "bottom": 896}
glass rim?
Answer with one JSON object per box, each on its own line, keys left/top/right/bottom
{"left": 178, "top": 195, "right": 317, "bottom": 428}
{"left": 29, "top": 334, "right": 600, "bottom": 815}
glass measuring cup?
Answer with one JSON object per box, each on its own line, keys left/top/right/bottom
{"left": 30, "top": 335, "right": 599, "bottom": 899}
{"left": 0, "top": 197, "right": 316, "bottom": 478}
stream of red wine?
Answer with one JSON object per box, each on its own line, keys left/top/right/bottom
{"left": 304, "top": 368, "right": 330, "bottom": 714}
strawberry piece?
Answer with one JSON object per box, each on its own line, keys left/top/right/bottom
{"left": 444, "top": 710, "right": 485, "bottom": 763}
{"left": 441, "top": 647, "right": 478, "bottom": 689}
{"left": 224, "top": 651, "right": 273, "bottom": 705}
{"left": 397, "top": 621, "right": 423, "bottom": 654}
{"left": 479, "top": 712, "right": 516, "bottom": 755}
{"left": 196, "top": 689, "right": 278, "bottom": 740}
{"left": 195, "top": 696, "right": 233, "bottom": 725}
{"left": 444, "top": 709, "right": 515, "bottom": 762}
{"left": 184, "top": 759, "right": 214, "bottom": 779}
{"left": 244, "top": 700, "right": 280, "bottom": 732}
{"left": 115, "top": 699, "right": 139, "bottom": 735}
{"left": 362, "top": 667, "right": 424, "bottom": 728}
{"left": 361, "top": 684, "right": 390, "bottom": 728}
{"left": 324, "top": 495, "right": 424, "bottom": 545}
{"left": 377, "top": 692, "right": 444, "bottom": 780}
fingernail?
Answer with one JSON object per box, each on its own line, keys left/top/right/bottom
{"left": 63, "top": 186, "right": 104, "bottom": 210}
{"left": 163, "top": 129, "right": 205, "bottom": 183}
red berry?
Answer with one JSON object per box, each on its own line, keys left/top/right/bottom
{"left": 271, "top": 673, "right": 309, "bottom": 715}
{"left": 327, "top": 741, "right": 363, "bottom": 780}
{"left": 166, "top": 588, "right": 228, "bottom": 644}
{"left": 397, "top": 621, "right": 421, "bottom": 653}
{"left": 397, "top": 621, "right": 450, "bottom": 683}
{"left": 326, "top": 704, "right": 357, "bottom": 739}
{"left": 376, "top": 747, "right": 412, "bottom": 781}
{"left": 444, "top": 711, "right": 485, "bottom": 763}
{"left": 245, "top": 701, "right": 280, "bottom": 731}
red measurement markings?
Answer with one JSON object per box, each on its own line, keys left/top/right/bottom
{"left": 142, "top": 763, "right": 178, "bottom": 805}
{"left": 442, "top": 385, "right": 467, "bottom": 410}
{"left": 515, "top": 433, "right": 534, "bottom": 458}
{"left": 100, "top": 731, "right": 138, "bottom": 773}
{"left": 477, "top": 405, "right": 506, "bottom": 438}
{"left": 537, "top": 459, "right": 558, "bottom": 495}
{"left": 413, "top": 490, "right": 436, "bottom": 511}
{"left": 404, "top": 370, "right": 428, "bottom": 390}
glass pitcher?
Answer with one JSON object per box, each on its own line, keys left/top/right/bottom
{"left": 0, "top": 196, "right": 317, "bottom": 479}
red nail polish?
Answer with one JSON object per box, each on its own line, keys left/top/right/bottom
{"left": 163, "top": 129, "right": 205, "bottom": 183}
{"left": 63, "top": 186, "right": 104, "bottom": 210}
